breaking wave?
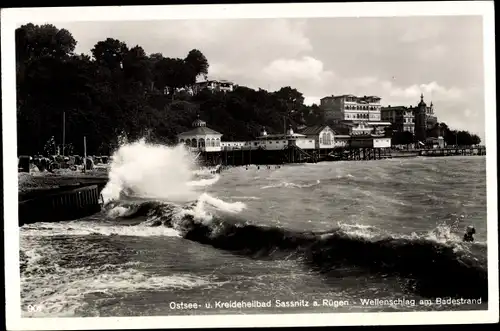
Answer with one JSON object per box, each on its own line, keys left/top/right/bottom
{"left": 100, "top": 198, "right": 487, "bottom": 301}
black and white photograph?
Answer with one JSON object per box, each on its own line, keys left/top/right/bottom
{"left": 2, "top": 2, "right": 498, "bottom": 329}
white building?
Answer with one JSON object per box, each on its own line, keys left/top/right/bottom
{"left": 177, "top": 116, "right": 222, "bottom": 152}
{"left": 192, "top": 79, "right": 235, "bottom": 95}
{"left": 299, "top": 125, "right": 349, "bottom": 149}
{"left": 373, "top": 137, "right": 392, "bottom": 148}
{"left": 320, "top": 94, "right": 382, "bottom": 122}
{"left": 251, "top": 126, "right": 316, "bottom": 150}
{"left": 221, "top": 141, "right": 247, "bottom": 150}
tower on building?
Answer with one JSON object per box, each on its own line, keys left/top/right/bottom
{"left": 414, "top": 93, "right": 427, "bottom": 144}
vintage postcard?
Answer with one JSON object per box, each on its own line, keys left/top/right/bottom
{"left": 2, "top": 1, "right": 498, "bottom": 329}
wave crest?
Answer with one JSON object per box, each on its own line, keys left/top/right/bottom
{"left": 101, "top": 199, "right": 487, "bottom": 301}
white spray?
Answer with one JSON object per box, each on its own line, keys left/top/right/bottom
{"left": 101, "top": 139, "right": 245, "bottom": 219}
{"left": 101, "top": 139, "right": 200, "bottom": 203}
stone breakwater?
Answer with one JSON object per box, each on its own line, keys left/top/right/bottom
{"left": 18, "top": 172, "right": 109, "bottom": 200}
{"left": 17, "top": 172, "right": 110, "bottom": 225}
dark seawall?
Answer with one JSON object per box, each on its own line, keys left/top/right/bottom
{"left": 18, "top": 175, "right": 109, "bottom": 226}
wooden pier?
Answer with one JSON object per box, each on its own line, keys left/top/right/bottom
{"left": 417, "top": 146, "right": 486, "bottom": 157}
{"left": 196, "top": 145, "right": 485, "bottom": 167}
{"left": 197, "top": 146, "right": 394, "bottom": 166}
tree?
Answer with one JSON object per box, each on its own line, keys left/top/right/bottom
{"left": 273, "top": 86, "right": 305, "bottom": 113}
{"left": 123, "top": 45, "right": 152, "bottom": 86}
{"left": 185, "top": 49, "right": 209, "bottom": 79}
{"left": 91, "top": 38, "right": 129, "bottom": 70}
{"left": 16, "top": 23, "right": 77, "bottom": 63}
{"left": 154, "top": 57, "right": 196, "bottom": 95}
{"left": 471, "top": 134, "right": 481, "bottom": 145}
{"left": 391, "top": 130, "right": 414, "bottom": 145}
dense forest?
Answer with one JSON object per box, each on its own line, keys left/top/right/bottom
{"left": 15, "top": 23, "right": 481, "bottom": 156}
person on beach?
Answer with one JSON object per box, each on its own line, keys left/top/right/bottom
{"left": 463, "top": 225, "right": 476, "bottom": 242}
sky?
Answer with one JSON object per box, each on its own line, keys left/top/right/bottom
{"left": 59, "top": 16, "right": 485, "bottom": 139}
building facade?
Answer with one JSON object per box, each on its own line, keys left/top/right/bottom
{"left": 253, "top": 126, "right": 316, "bottom": 150}
{"left": 320, "top": 94, "right": 382, "bottom": 123}
{"left": 381, "top": 94, "right": 438, "bottom": 134}
{"left": 425, "top": 101, "right": 438, "bottom": 129}
{"left": 299, "top": 125, "right": 338, "bottom": 149}
{"left": 381, "top": 106, "right": 415, "bottom": 133}
{"left": 177, "top": 116, "right": 223, "bottom": 152}
{"left": 350, "top": 136, "right": 392, "bottom": 148}
{"left": 192, "top": 79, "right": 235, "bottom": 95}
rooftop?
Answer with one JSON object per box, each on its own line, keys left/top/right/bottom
{"left": 382, "top": 105, "right": 408, "bottom": 111}
{"left": 178, "top": 115, "right": 222, "bottom": 136}
{"left": 257, "top": 133, "right": 306, "bottom": 139}
{"left": 321, "top": 94, "right": 381, "bottom": 101}
{"left": 178, "top": 126, "right": 222, "bottom": 136}
{"left": 300, "top": 125, "right": 338, "bottom": 135}
{"left": 195, "top": 79, "right": 234, "bottom": 85}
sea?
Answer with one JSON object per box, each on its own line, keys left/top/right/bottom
{"left": 19, "top": 141, "right": 488, "bottom": 317}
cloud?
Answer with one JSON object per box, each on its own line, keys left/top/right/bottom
{"left": 350, "top": 76, "right": 378, "bottom": 87}
{"left": 383, "top": 81, "right": 463, "bottom": 101}
{"left": 304, "top": 96, "right": 322, "bottom": 106}
{"left": 262, "top": 56, "right": 335, "bottom": 84}
{"left": 68, "top": 19, "right": 312, "bottom": 69}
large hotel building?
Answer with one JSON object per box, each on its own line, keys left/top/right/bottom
{"left": 320, "top": 95, "right": 382, "bottom": 122}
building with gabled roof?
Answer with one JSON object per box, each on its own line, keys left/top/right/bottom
{"left": 299, "top": 124, "right": 349, "bottom": 149}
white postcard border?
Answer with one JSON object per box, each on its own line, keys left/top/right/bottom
{"left": 2, "top": 1, "right": 498, "bottom": 329}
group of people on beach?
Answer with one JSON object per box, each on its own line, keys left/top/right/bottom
{"left": 18, "top": 154, "right": 109, "bottom": 173}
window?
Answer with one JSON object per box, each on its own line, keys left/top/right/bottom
{"left": 191, "top": 139, "right": 197, "bottom": 148}
{"left": 325, "top": 133, "right": 332, "bottom": 145}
